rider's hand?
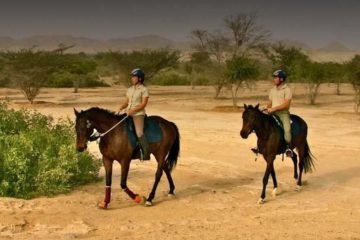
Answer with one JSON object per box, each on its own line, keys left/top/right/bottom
{"left": 267, "top": 107, "right": 275, "bottom": 113}
{"left": 125, "top": 109, "right": 135, "bottom": 116}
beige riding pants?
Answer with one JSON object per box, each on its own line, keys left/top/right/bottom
{"left": 133, "top": 115, "right": 145, "bottom": 138}
{"left": 274, "top": 110, "right": 291, "bottom": 144}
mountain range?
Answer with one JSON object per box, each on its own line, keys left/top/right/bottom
{"left": 0, "top": 35, "right": 357, "bottom": 62}
{"left": 0, "top": 35, "right": 191, "bottom": 53}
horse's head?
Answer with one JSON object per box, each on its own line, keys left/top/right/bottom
{"left": 240, "top": 104, "right": 261, "bottom": 139}
{"left": 74, "top": 108, "right": 94, "bottom": 152}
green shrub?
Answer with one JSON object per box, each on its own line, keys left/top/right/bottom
{"left": 48, "top": 71, "right": 109, "bottom": 88}
{"left": 81, "top": 73, "right": 110, "bottom": 87}
{"left": 47, "top": 71, "right": 74, "bottom": 88}
{"left": 0, "top": 102, "right": 101, "bottom": 198}
{"left": 195, "top": 76, "right": 211, "bottom": 85}
{"left": 152, "top": 73, "right": 190, "bottom": 85}
{"left": 0, "top": 77, "right": 11, "bottom": 87}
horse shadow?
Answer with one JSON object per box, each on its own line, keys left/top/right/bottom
{"left": 306, "top": 166, "right": 360, "bottom": 190}
{"left": 151, "top": 172, "right": 257, "bottom": 205}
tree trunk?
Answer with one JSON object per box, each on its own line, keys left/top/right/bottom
{"left": 214, "top": 83, "right": 224, "bottom": 98}
{"left": 307, "top": 83, "right": 321, "bottom": 105}
{"left": 355, "top": 89, "right": 360, "bottom": 113}
{"left": 73, "top": 78, "right": 80, "bottom": 93}
{"left": 231, "top": 83, "right": 240, "bottom": 107}
{"left": 336, "top": 81, "right": 341, "bottom": 95}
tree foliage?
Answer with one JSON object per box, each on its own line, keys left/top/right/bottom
{"left": 191, "top": 12, "right": 269, "bottom": 101}
{"left": 0, "top": 49, "right": 59, "bottom": 103}
{"left": 0, "top": 49, "right": 103, "bottom": 102}
{"left": 97, "top": 48, "right": 180, "bottom": 85}
{"left": 346, "top": 55, "right": 360, "bottom": 112}
{"left": 226, "top": 56, "right": 260, "bottom": 106}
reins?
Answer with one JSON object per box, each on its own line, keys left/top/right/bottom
{"left": 89, "top": 114, "right": 129, "bottom": 141}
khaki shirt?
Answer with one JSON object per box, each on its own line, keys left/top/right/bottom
{"left": 269, "top": 83, "right": 292, "bottom": 109}
{"left": 126, "top": 84, "right": 149, "bottom": 116}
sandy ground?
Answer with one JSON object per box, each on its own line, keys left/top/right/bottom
{"left": 0, "top": 82, "right": 360, "bottom": 240}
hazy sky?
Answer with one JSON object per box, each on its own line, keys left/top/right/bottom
{"left": 0, "top": 0, "right": 359, "bottom": 49}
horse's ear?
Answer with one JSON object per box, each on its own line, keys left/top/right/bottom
{"left": 244, "top": 104, "right": 248, "bottom": 109}
{"left": 255, "top": 103, "right": 260, "bottom": 109}
{"left": 74, "top": 108, "right": 79, "bottom": 117}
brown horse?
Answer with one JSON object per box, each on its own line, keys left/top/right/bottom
{"left": 74, "top": 107, "right": 180, "bottom": 208}
{"left": 240, "top": 104, "right": 315, "bottom": 204}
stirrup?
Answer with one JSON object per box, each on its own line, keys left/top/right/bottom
{"left": 139, "top": 146, "right": 150, "bottom": 161}
{"left": 285, "top": 148, "right": 293, "bottom": 158}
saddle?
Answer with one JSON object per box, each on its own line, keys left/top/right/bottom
{"left": 125, "top": 116, "right": 163, "bottom": 159}
{"left": 271, "top": 114, "right": 301, "bottom": 137}
{"left": 252, "top": 114, "right": 301, "bottom": 158}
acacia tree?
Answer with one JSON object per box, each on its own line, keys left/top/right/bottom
{"left": 59, "top": 54, "right": 98, "bottom": 93}
{"left": 0, "top": 49, "right": 59, "bottom": 104}
{"left": 264, "top": 43, "right": 326, "bottom": 105}
{"left": 184, "top": 51, "right": 213, "bottom": 89}
{"left": 303, "top": 62, "right": 328, "bottom": 105}
{"left": 99, "top": 48, "right": 180, "bottom": 86}
{"left": 224, "top": 13, "right": 269, "bottom": 58}
{"left": 191, "top": 12, "right": 269, "bottom": 99}
{"left": 226, "top": 56, "right": 260, "bottom": 106}
{"left": 191, "top": 30, "right": 229, "bottom": 97}
{"left": 346, "top": 55, "right": 360, "bottom": 113}
{"left": 324, "top": 62, "right": 346, "bottom": 95}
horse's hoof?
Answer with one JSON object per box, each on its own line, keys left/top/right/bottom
{"left": 272, "top": 188, "right": 277, "bottom": 197}
{"left": 295, "top": 185, "right": 302, "bottom": 192}
{"left": 257, "top": 198, "right": 265, "bottom": 204}
{"left": 168, "top": 193, "right": 175, "bottom": 198}
{"left": 134, "top": 195, "right": 146, "bottom": 204}
{"left": 98, "top": 201, "right": 108, "bottom": 209}
{"left": 145, "top": 201, "right": 153, "bottom": 206}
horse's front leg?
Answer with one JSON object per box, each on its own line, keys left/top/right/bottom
{"left": 98, "top": 157, "right": 113, "bottom": 209}
{"left": 258, "top": 156, "right": 275, "bottom": 204}
{"left": 120, "top": 160, "right": 144, "bottom": 204}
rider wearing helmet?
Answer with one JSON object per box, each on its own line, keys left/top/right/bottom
{"left": 119, "top": 68, "right": 150, "bottom": 160}
{"left": 267, "top": 69, "right": 293, "bottom": 157}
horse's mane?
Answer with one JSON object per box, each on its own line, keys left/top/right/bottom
{"left": 245, "top": 105, "right": 279, "bottom": 129}
{"left": 84, "top": 107, "right": 127, "bottom": 120}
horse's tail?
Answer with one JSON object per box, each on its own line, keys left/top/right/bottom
{"left": 303, "top": 140, "right": 316, "bottom": 173}
{"left": 166, "top": 122, "right": 180, "bottom": 172}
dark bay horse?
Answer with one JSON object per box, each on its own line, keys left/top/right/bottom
{"left": 240, "top": 104, "right": 315, "bottom": 204}
{"left": 74, "top": 107, "right": 180, "bottom": 208}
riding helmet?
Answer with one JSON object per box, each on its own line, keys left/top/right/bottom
{"left": 131, "top": 68, "right": 145, "bottom": 83}
{"left": 273, "top": 69, "right": 287, "bottom": 81}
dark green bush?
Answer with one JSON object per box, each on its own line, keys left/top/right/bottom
{"left": 195, "top": 76, "right": 212, "bottom": 85}
{"left": 152, "top": 73, "right": 190, "bottom": 85}
{"left": 47, "top": 71, "right": 109, "bottom": 88}
{"left": 0, "top": 102, "right": 101, "bottom": 198}
{"left": 0, "top": 77, "right": 10, "bottom": 87}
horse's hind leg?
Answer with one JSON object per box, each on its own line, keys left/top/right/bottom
{"left": 291, "top": 152, "right": 298, "bottom": 180}
{"left": 296, "top": 147, "right": 305, "bottom": 190}
{"left": 270, "top": 168, "right": 278, "bottom": 197}
{"left": 163, "top": 165, "right": 175, "bottom": 196}
{"left": 146, "top": 164, "right": 164, "bottom": 206}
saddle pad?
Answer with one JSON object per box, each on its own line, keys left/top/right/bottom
{"left": 272, "top": 114, "right": 302, "bottom": 137}
{"left": 125, "top": 116, "right": 163, "bottom": 148}
{"left": 290, "top": 115, "right": 302, "bottom": 137}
